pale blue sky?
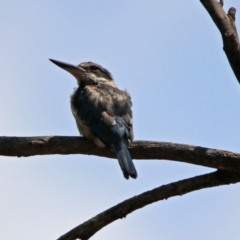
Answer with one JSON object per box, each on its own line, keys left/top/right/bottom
{"left": 1, "top": 1, "right": 240, "bottom": 239}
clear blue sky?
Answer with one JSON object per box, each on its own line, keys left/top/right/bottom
{"left": 1, "top": 1, "right": 240, "bottom": 239}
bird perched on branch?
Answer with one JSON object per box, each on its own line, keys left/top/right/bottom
{"left": 50, "top": 59, "right": 137, "bottom": 179}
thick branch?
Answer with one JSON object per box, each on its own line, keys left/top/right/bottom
{"left": 1, "top": 136, "right": 240, "bottom": 174}
{"left": 200, "top": 0, "right": 240, "bottom": 83}
{"left": 56, "top": 170, "right": 240, "bottom": 240}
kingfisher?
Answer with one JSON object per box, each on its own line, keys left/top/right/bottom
{"left": 49, "top": 59, "right": 137, "bottom": 179}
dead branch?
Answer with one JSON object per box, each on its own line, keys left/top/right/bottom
{"left": 56, "top": 170, "right": 240, "bottom": 240}
{"left": 200, "top": 0, "right": 240, "bottom": 83}
{"left": 1, "top": 136, "right": 240, "bottom": 174}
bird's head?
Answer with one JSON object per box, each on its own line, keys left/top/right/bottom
{"left": 49, "top": 59, "right": 115, "bottom": 86}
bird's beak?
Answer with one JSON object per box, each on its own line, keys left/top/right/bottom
{"left": 49, "top": 59, "right": 86, "bottom": 80}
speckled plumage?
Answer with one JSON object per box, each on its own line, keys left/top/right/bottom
{"left": 50, "top": 59, "right": 137, "bottom": 179}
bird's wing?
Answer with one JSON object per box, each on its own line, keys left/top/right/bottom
{"left": 83, "top": 83, "right": 134, "bottom": 141}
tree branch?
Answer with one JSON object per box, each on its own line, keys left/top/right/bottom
{"left": 200, "top": 0, "right": 240, "bottom": 83}
{"left": 1, "top": 136, "right": 240, "bottom": 174}
{"left": 56, "top": 170, "right": 240, "bottom": 240}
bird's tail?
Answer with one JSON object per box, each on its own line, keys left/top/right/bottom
{"left": 112, "top": 140, "right": 137, "bottom": 179}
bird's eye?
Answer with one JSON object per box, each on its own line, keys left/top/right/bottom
{"left": 90, "top": 66, "right": 98, "bottom": 71}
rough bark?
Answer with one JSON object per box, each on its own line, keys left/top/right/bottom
{"left": 56, "top": 170, "right": 240, "bottom": 240}
{"left": 200, "top": 0, "right": 240, "bottom": 83}
{"left": 1, "top": 136, "right": 240, "bottom": 174}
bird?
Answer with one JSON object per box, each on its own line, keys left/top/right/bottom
{"left": 49, "top": 59, "right": 137, "bottom": 179}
